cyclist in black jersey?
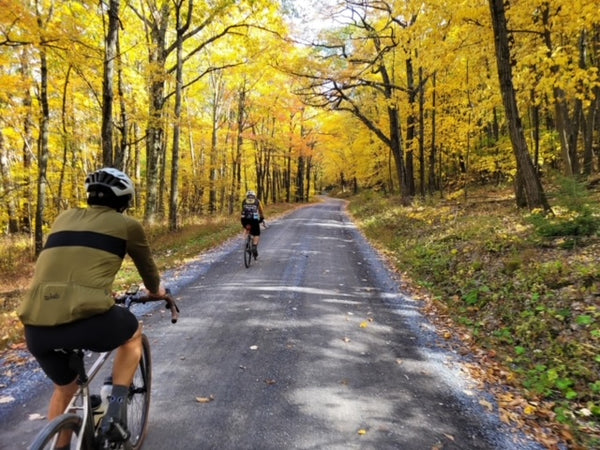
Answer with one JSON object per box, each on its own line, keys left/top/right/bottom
{"left": 18, "top": 168, "right": 166, "bottom": 446}
{"left": 240, "top": 190, "right": 265, "bottom": 258}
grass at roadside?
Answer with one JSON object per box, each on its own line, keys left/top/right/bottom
{"left": 346, "top": 186, "right": 600, "bottom": 449}
{"left": 0, "top": 202, "right": 301, "bottom": 354}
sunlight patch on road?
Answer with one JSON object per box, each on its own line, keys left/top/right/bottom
{"left": 244, "top": 285, "right": 355, "bottom": 297}
{"left": 303, "top": 220, "right": 356, "bottom": 229}
{"left": 287, "top": 385, "right": 415, "bottom": 441}
{"left": 321, "top": 298, "right": 363, "bottom": 306}
{"left": 313, "top": 236, "right": 354, "bottom": 243}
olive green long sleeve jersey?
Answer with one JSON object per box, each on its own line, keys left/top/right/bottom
{"left": 18, "top": 206, "right": 160, "bottom": 326}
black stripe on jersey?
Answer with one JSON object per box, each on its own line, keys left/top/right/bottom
{"left": 43, "top": 230, "right": 126, "bottom": 258}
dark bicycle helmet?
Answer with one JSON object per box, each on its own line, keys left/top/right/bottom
{"left": 85, "top": 168, "right": 134, "bottom": 212}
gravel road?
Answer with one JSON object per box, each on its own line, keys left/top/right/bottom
{"left": 0, "top": 198, "right": 545, "bottom": 449}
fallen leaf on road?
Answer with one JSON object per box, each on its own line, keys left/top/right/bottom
{"left": 250, "top": 345, "right": 258, "bottom": 350}
{"left": 359, "top": 321, "right": 368, "bottom": 328}
{"left": 195, "top": 395, "right": 215, "bottom": 403}
{"left": 0, "top": 395, "right": 15, "bottom": 404}
{"left": 265, "top": 379, "right": 276, "bottom": 385}
{"left": 479, "top": 399, "right": 494, "bottom": 411}
{"left": 357, "top": 429, "right": 367, "bottom": 435}
{"left": 28, "top": 413, "right": 45, "bottom": 421}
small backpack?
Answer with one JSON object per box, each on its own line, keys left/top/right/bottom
{"left": 242, "top": 196, "right": 260, "bottom": 219}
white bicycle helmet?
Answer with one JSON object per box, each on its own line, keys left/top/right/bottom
{"left": 246, "top": 190, "right": 256, "bottom": 197}
{"left": 85, "top": 167, "right": 135, "bottom": 197}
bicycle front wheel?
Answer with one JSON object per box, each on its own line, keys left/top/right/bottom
{"left": 126, "top": 333, "right": 151, "bottom": 449}
{"left": 29, "top": 413, "right": 83, "bottom": 450}
{"left": 244, "top": 238, "right": 252, "bottom": 268}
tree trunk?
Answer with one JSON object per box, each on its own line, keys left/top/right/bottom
{"left": 540, "top": 4, "right": 580, "bottom": 176}
{"left": 35, "top": 46, "right": 50, "bottom": 255}
{"left": 580, "top": 29, "right": 597, "bottom": 176}
{"left": 428, "top": 72, "right": 437, "bottom": 194}
{"left": 296, "top": 155, "right": 305, "bottom": 202}
{"left": 0, "top": 131, "right": 19, "bottom": 233}
{"left": 20, "top": 48, "right": 35, "bottom": 234}
{"left": 209, "top": 83, "right": 220, "bottom": 214}
{"left": 141, "top": 0, "right": 169, "bottom": 224}
{"left": 286, "top": 137, "right": 292, "bottom": 202}
{"left": 169, "top": 3, "right": 185, "bottom": 231}
{"left": 378, "top": 62, "right": 410, "bottom": 203}
{"left": 115, "top": 32, "right": 129, "bottom": 171}
{"left": 229, "top": 84, "right": 245, "bottom": 215}
{"left": 488, "top": 0, "right": 550, "bottom": 211}
{"left": 405, "top": 57, "right": 416, "bottom": 197}
{"left": 58, "top": 66, "right": 72, "bottom": 211}
{"left": 101, "top": 0, "right": 119, "bottom": 167}
{"left": 418, "top": 65, "right": 425, "bottom": 198}
{"left": 305, "top": 154, "right": 312, "bottom": 201}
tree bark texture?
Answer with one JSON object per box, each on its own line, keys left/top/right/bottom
{"left": 488, "top": 0, "right": 550, "bottom": 211}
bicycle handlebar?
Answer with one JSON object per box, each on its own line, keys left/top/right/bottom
{"left": 115, "top": 287, "right": 180, "bottom": 323}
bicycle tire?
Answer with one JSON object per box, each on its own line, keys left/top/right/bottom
{"left": 126, "top": 333, "right": 152, "bottom": 450}
{"left": 244, "top": 237, "right": 252, "bottom": 268}
{"left": 29, "top": 413, "right": 83, "bottom": 449}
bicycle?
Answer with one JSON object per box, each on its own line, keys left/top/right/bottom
{"left": 243, "top": 220, "right": 267, "bottom": 268}
{"left": 243, "top": 224, "right": 254, "bottom": 268}
{"left": 28, "top": 285, "right": 180, "bottom": 450}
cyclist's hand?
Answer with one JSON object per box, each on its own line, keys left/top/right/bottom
{"left": 147, "top": 282, "right": 167, "bottom": 299}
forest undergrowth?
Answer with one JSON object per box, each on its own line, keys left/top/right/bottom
{"left": 346, "top": 180, "right": 600, "bottom": 449}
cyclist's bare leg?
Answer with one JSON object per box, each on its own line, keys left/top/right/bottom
{"left": 48, "top": 379, "right": 78, "bottom": 446}
{"left": 112, "top": 323, "right": 143, "bottom": 387}
{"left": 48, "top": 379, "right": 78, "bottom": 419}
{"left": 104, "top": 323, "right": 142, "bottom": 425}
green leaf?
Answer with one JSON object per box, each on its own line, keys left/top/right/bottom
{"left": 565, "top": 390, "right": 578, "bottom": 400}
{"left": 463, "top": 290, "right": 479, "bottom": 305}
{"left": 556, "top": 378, "right": 574, "bottom": 390}
{"left": 576, "top": 315, "right": 593, "bottom": 326}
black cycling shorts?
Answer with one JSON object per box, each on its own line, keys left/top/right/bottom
{"left": 241, "top": 218, "right": 261, "bottom": 236}
{"left": 24, "top": 305, "right": 139, "bottom": 386}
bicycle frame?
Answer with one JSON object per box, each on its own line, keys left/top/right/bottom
{"left": 40, "top": 349, "right": 111, "bottom": 449}
{"left": 30, "top": 289, "right": 178, "bottom": 450}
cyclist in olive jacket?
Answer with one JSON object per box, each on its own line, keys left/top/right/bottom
{"left": 18, "top": 168, "right": 166, "bottom": 445}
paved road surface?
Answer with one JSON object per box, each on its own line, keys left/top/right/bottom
{"left": 1, "top": 198, "right": 542, "bottom": 449}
